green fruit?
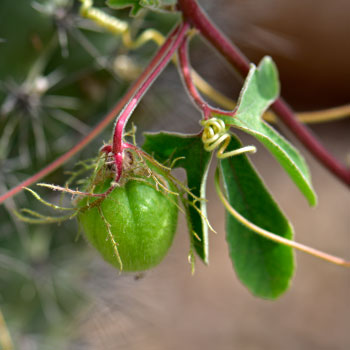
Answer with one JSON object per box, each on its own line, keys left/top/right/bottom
{"left": 77, "top": 164, "right": 178, "bottom": 272}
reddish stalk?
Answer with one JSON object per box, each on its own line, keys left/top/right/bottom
{"left": 178, "top": 34, "right": 232, "bottom": 118}
{"left": 178, "top": 35, "right": 211, "bottom": 119}
{"left": 178, "top": 0, "right": 350, "bottom": 186}
{"left": 0, "top": 23, "right": 186, "bottom": 204}
{"left": 112, "top": 22, "right": 190, "bottom": 182}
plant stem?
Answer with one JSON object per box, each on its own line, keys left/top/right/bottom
{"left": 178, "top": 0, "right": 350, "bottom": 186}
{"left": 178, "top": 34, "right": 233, "bottom": 118}
{"left": 112, "top": 22, "right": 190, "bottom": 181}
{"left": 0, "top": 23, "right": 186, "bottom": 204}
{"left": 178, "top": 35, "right": 211, "bottom": 118}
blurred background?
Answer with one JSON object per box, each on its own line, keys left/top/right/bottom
{"left": 0, "top": 0, "right": 349, "bottom": 349}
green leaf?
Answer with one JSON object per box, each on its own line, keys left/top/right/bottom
{"left": 215, "top": 56, "right": 317, "bottom": 206}
{"left": 107, "top": 0, "right": 143, "bottom": 16}
{"left": 220, "top": 134, "right": 295, "bottom": 299}
{"left": 143, "top": 132, "right": 213, "bottom": 264}
{"left": 107, "top": 0, "right": 176, "bottom": 16}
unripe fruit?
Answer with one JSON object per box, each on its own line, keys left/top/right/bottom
{"left": 78, "top": 158, "right": 178, "bottom": 272}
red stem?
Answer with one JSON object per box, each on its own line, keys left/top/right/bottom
{"left": 178, "top": 35, "right": 211, "bottom": 118}
{"left": 112, "top": 22, "right": 190, "bottom": 181}
{"left": 0, "top": 23, "right": 187, "bottom": 204}
{"left": 178, "top": 34, "right": 232, "bottom": 118}
{"left": 178, "top": 0, "right": 350, "bottom": 186}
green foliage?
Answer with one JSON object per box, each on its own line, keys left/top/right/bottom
{"left": 143, "top": 132, "right": 212, "bottom": 264}
{"left": 220, "top": 135, "right": 294, "bottom": 299}
{"left": 215, "top": 57, "right": 317, "bottom": 206}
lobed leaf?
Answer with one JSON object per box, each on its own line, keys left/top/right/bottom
{"left": 215, "top": 56, "right": 317, "bottom": 206}
{"left": 220, "top": 134, "right": 295, "bottom": 299}
{"left": 143, "top": 132, "right": 212, "bottom": 264}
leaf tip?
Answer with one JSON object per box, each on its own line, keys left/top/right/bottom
{"left": 308, "top": 190, "right": 318, "bottom": 207}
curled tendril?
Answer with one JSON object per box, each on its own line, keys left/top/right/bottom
{"left": 79, "top": 0, "right": 164, "bottom": 50}
{"left": 200, "top": 118, "right": 256, "bottom": 158}
{"left": 79, "top": 0, "right": 128, "bottom": 34}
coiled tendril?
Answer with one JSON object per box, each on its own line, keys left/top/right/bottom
{"left": 79, "top": 0, "right": 165, "bottom": 49}
{"left": 80, "top": 0, "right": 128, "bottom": 34}
{"left": 200, "top": 118, "right": 256, "bottom": 159}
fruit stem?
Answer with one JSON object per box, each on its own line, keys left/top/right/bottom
{"left": 112, "top": 22, "right": 190, "bottom": 182}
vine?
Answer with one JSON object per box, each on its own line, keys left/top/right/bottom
{"left": 0, "top": 2, "right": 349, "bottom": 340}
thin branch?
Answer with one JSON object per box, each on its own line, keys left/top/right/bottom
{"left": 178, "top": 0, "right": 350, "bottom": 186}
